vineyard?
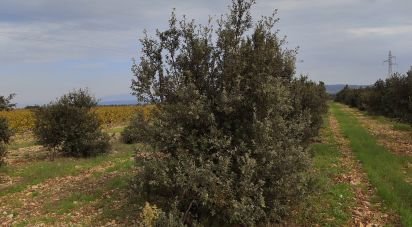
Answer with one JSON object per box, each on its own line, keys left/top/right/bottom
{"left": 0, "top": 105, "right": 153, "bottom": 133}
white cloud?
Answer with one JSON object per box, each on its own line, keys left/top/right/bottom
{"left": 259, "top": 0, "right": 361, "bottom": 11}
{"left": 347, "top": 25, "right": 412, "bottom": 37}
{"left": 0, "top": 21, "right": 137, "bottom": 63}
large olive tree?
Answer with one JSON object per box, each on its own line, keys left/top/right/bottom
{"left": 130, "top": 0, "right": 325, "bottom": 225}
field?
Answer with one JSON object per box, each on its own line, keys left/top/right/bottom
{"left": 1, "top": 104, "right": 412, "bottom": 226}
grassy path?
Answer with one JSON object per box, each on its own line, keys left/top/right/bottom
{"left": 342, "top": 105, "right": 412, "bottom": 156}
{"left": 331, "top": 103, "right": 412, "bottom": 226}
{"left": 275, "top": 107, "right": 401, "bottom": 226}
{"left": 289, "top": 112, "right": 355, "bottom": 226}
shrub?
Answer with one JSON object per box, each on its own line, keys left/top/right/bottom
{"left": 33, "top": 89, "right": 110, "bottom": 157}
{"left": 138, "top": 202, "right": 162, "bottom": 227}
{"left": 0, "top": 117, "right": 13, "bottom": 165}
{"left": 136, "top": 202, "right": 187, "bottom": 227}
{"left": 154, "top": 209, "right": 187, "bottom": 227}
{"left": 130, "top": 0, "right": 326, "bottom": 225}
{"left": 121, "top": 110, "right": 152, "bottom": 144}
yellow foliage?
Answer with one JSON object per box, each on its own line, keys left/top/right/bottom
{"left": 0, "top": 109, "right": 34, "bottom": 133}
{"left": 139, "top": 202, "right": 162, "bottom": 227}
{"left": 0, "top": 105, "right": 154, "bottom": 133}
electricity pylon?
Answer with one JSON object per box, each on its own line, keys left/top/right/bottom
{"left": 383, "top": 50, "right": 397, "bottom": 77}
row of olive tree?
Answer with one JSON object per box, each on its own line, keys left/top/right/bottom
{"left": 125, "top": 0, "right": 328, "bottom": 225}
{"left": 335, "top": 71, "right": 412, "bottom": 123}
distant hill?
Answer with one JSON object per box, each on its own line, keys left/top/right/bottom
{"left": 325, "top": 84, "right": 368, "bottom": 94}
{"left": 98, "top": 94, "right": 138, "bottom": 106}
{"left": 98, "top": 87, "right": 370, "bottom": 104}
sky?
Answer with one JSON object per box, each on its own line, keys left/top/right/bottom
{"left": 1, "top": 0, "right": 412, "bottom": 106}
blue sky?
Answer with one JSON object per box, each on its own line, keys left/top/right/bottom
{"left": 1, "top": 0, "right": 412, "bottom": 106}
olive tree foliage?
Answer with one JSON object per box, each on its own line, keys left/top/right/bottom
{"left": 0, "top": 93, "right": 16, "bottom": 111}
{"left": 290, "top": 77, "right": 328, "bottom": 144}
{"left": 130, "top": 0, "right": 325, "bottom": 225}
{"left": 34, "top": 89, "right": 110, "bottom": 158}
{"left": 0, "top": 117, "right": 13, "bottom": 166}
{"left": 121, "top": 110, "right": 151, "bottom": 144}
{"left": 0, "top": 94, "right": 15, "bottom": 165}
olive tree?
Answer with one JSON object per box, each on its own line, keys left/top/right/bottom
{"left": 291, "top": 76, "right": 328, "bottom": 144}
{"left": 34, "top": 89, "right": 110, "bottom": 158}
{"left": 130, "top": 0, "right": 325, "bottom": 225}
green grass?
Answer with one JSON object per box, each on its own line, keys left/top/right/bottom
{"left": 294, "top": 113, "right": 354, "bottom": 226}
{"left": 368, "top": 113, "right": 412, "bottom": 132}
{"left": 92, "top": 174, "right": 140, "bottom": 225}
{"left": 331, "top": 103, "right": 412, "bottom": 226}
{"left": 393, "top": 122, "right": 412, "bottom": 132}
{"left": 104, "top": 126, "right": 125, "bottom": 134}
{"left": 7, "top": 139, "right": 37, "bottom": 150}
{"left": 370, "top": 115, "right": 390, "bottom": 124}
{"left": 14, "top": 221, "right": 29, "bottom": 227}
{"left": 15, "top": 216, "right": 59, "bottom": 226}
{"left": 0, "top": 143, "right": 136, "bottom": 196}
{"left": 43, "top": 158, "right": 135, "bottom": 216}
{"left": 4, "top": 141, "right": 139, "bottom": 226}
{"left": 46, "top": 191, "right": 102, "bottom": 215}
{"left": 105, "top": 155, "right": 134, "bottom": 173}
